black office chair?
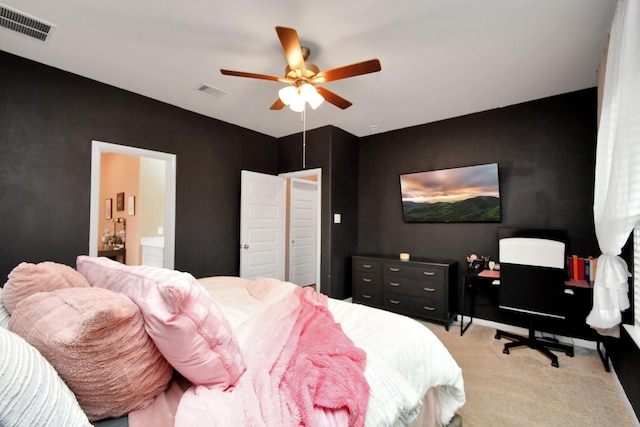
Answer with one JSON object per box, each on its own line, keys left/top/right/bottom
{"left": 494, "top": 237, "right": 574, "bottom": 367}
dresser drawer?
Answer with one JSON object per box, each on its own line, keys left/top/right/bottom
{"left": 353, "top": 287, "right": 382, "bottom": 307}
{"left": 354, "top": 258, "right": 382, "bottom": 274}
{"left": 382, "top": 276, "right": 445, "bottom": 301}
{"left": 354, "top": 271, "right": 381, "bottom": 288}
{"left": 382, "top": 292, "right": 445, "bottom": 320}
{"left": 384, "top": 262, "right": 446, "bottom": 283}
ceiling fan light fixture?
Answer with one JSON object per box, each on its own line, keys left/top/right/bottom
{"left": 300, "top": 83, "right": 324, "bottom": 109}
{"left": 221, "top": 26, "right": 382, "bottom": 112}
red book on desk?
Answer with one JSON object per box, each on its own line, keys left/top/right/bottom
{"left": 577, "top": 257, "right": 585, "bottom": 280}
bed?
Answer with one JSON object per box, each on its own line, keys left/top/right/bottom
{"left": 0, "top": 258, "right": 465, "bottom": 427}
{"left": 195, "top": 276, "right": 465, "bottom": 427}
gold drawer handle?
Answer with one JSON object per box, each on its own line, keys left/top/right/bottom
{"left": 389, "top": 299, "right": 400, "bottom": 304}
{"left": 362, "top": 264, "right": 373, "bottom": 269}
{"left": 423, "top": 306, "right": 436, "bottom": 311}
{"left": 423, "top": 271, "right": 435, "bottom": 276}
{"left": 389, "top": 282, "right": 400, "bottom": 287}
{"left": 389, "top": 267, "right": 400, "bottom": 272}
{"left": 362, "top": 278, "right": 372, "bottom": 283}
{"left": 423, "top": 287, "right": 435, "bottom": 292}
{"left": 362, "top": 294, "right": 372, "bottom": 299}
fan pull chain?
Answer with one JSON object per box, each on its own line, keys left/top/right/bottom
{"left": 301, "top": 108, "right": 306, "bottom": 169}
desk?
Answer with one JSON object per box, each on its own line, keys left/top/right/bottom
{"left": 460, "top": 270, "right": 609, "bottom": 370}
{"left": 460, "top": 270, "right": 593, "bottom": 336}
{"left": 460, "top": 270, "right": 500, "bottom": 336}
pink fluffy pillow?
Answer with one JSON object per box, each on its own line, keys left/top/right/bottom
{"left": 76, "top": 256, "right": 245, "bottom": 388}
{"left": 2, "top": 261, "right": 90, "bottom": 314}
{"left": 8, "top": 287, "right": 173, "bottom": 421}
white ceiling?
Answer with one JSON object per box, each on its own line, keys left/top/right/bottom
{"left": 1, "top": 0, "right": 616, "bottom": 138}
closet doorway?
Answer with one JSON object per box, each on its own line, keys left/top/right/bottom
{"left": 239, "top": 168, "right": 321, "bottom": 291}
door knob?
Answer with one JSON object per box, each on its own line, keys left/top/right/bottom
{"left": 243, "top": 244, "right": 250, "bottom": 249}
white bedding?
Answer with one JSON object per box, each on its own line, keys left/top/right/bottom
{"left": 197, "top": 277, "right": 466, "bottom": 427}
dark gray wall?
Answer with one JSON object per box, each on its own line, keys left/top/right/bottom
{"left": 277, "top": 126, "right": 359, "bottom": 299}
{"left": 357, "top": 89, "right": 599, "bottom": 270}
{"left": 327, "top": 127, "right": 360, "bottom": 299}
{"left": 357, "top": 90, "right": 599, "bottom": 330}
{"left": 0, "top": 50, "right": 276, "bottom": 280}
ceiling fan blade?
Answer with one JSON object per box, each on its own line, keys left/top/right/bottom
{"left": 313, "top": 59, "right": 381, "bottom": 83}
{"left": 269, "top": 98, "right": 286, "bottom": 110}
{"left": 220, "top": 69, "right": 289, "bottom": 83}
{"left": 275, "top": 26, "right": 306, "bottom": 77}
{"left": 316, "top": 87, "right": 352, "bottom": 109}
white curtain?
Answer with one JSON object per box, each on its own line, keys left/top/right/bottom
{"left": 586, "top": 0, "right": 640, "bottom": 337}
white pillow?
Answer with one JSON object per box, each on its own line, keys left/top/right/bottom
{"left": 0, "top": 327, "right": 92, "bottom": 427}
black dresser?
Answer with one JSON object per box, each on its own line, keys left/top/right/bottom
{"left": 352, "top": 255, "right": 458, "bottom": 330}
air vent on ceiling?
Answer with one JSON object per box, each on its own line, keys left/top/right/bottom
{"left": 195, "top": 84, "right": 227, "bottom": 99}
{"left": 0, "top": 4, "right": 55, "bottom": 42}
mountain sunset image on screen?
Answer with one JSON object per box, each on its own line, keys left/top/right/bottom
{"left": 399, "top": 163, "right": 501, "bottom": 223}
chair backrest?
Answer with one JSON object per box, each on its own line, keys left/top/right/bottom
{"left": 499, "top": 237, "right": 567, "bottom": 319}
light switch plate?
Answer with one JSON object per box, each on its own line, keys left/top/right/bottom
{"left": 334, "top": 213, "right": 341, "bottom": 224}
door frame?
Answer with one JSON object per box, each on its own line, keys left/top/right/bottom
{"left": 279, "top": 168, "right": 322, "bottom": 292}
{"left": 89, "top": 141, "right": 177, "bottom": 269}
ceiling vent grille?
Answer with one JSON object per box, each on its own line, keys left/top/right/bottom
{"left": 195, "top": 84, "right": 227, "bottom": 99}
{"left": 0, "top": 4, "right": 55, "bottom": 42}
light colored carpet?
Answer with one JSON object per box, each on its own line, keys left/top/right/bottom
{"left": 423, "top": 321, "right": 636, "bottom": 427}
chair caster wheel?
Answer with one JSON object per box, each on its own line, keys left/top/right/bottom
{"left": 495, "top": 333, "right": 501, "bottom": 340}
{"left": 552, "top": 360, "right": 559, "bottom": 368}
{"left": 503, "top": 348, "right": 510, "bottom": 355}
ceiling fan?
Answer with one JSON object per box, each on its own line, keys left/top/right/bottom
{"left": 220, "top": 26, "right": 382, "bottom": 112}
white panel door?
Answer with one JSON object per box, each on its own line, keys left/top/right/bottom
{"left": 239, "top": 170, "right": 286, "bottom": 280}
{"left": 288, "top": 178, "right": 318, "bottom": 286}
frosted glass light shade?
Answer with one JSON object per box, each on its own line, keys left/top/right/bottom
{"left": 307, "top": 91, "right": 324, "bottom": 109}
{"left": 299, "top": 83, "right": 316, "bottom": 99}
{"left": 289, "top": 97, "right": 305, "bottom": 112}
{"left": 278, "top": 86, "right": 298, "bottom": 105}
{"left": 300, "top": 84, "right": 324, "bottom": 109}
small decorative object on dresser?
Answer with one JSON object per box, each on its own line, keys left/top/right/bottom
{"left": 352, "top": 255, "right": 458, "bottom": 330}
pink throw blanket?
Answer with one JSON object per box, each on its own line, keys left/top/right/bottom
{"left": 175, "top": 281, "right": 369, "bottom": 427}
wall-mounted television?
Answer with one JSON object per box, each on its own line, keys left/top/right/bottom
{"left": 400, "top": 163, "right": 502, "bottom": 223}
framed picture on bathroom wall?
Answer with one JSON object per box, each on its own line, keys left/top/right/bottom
{"left": 116, "top": 192, "right": 125, "bottom": 211}
{"left": 105, "top": 198, "right": 112, "bottom": 220}
{"left": 128, "top": 195, "right": 135, "bottom": 216}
